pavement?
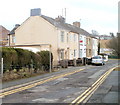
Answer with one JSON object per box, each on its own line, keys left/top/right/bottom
{"left": 87, "top": 66, "right": 120, "bottom": 104}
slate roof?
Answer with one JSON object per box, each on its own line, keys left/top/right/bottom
{"left": 41, "top": 15, "right": 91, "bottom": 36}
{"left": 8, "top": 15, "right": 92, "bottom": 37}
{"left": 8, "top": 24, "right": 20, "bottom": 35}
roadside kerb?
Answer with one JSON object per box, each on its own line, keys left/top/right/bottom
{"left": 0, "top": 68, "right": 85, "bottom": 98}
{"left": 70, "top": 65, "right": 119, "bottom": 105}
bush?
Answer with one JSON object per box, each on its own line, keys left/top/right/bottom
{"left": 2, "top": 47, "right": 18, "bottom": 73}
{"left": 2, "top": 48, "right": 53, "bottom": 73}
{"left": 14, "top": 48, "right": 29, "bottom": 67}
{"left": 37, "top": 51, "right": 53, "bottom": 71}
{"left": 108, "top": 55, "right": 119, "bottom": 59}
{"left": 31, "top": 52, "right": 41, "bottom": 72}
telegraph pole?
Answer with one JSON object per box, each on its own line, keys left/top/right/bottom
{"left": 49, "top": 45, "right": 52, "bottom": 73}
{"left": 1, "top": 58, "right": 3, "bottom": 78}
{"left": 98, "top": 36, "right": 100, "bottom": 55}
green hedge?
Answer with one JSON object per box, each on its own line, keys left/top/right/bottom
{"left": 108, "top": 55, "right": 119, "bottom": 59}
{"left": 1, "top": 47, "right": 53, "bottom": 73}
{"left": 37, "top": 51, "right": 53, "bottom": 71}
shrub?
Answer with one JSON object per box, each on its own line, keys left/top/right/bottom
{"left": 2, "top": 48, "right": 53, "bottom": 73}
{"left": 2, "top": 47, "right": 18, "bottom": 73}
{"left": 31, "top": 51, "right": 41, "bottom": 72}
{"left": 37, "top": 51, "right": 53, "bottom": 71}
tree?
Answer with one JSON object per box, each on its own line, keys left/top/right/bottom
{"left": 107, "top": 33, "right": 120, "bottom": 58}
{"left": 110, "top": 32, "right": 115, "bottom": 37}
{"left": 91, "top": 30, "right": 99, "bottom": 35}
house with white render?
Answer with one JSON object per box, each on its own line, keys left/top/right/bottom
{"left": 8, "top": 8, "right": 98, "bottom": 66}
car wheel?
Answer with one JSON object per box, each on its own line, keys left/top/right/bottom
{"left": 101, "top": 63, "right": 103, "bottom": 66}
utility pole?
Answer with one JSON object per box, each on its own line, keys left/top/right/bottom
{"left": 8, "top": 34, "right": 11, "bottom": 47}
{"left": 49, "top": 45, "right": 52, "bottom": 73}
{"left": 98, "top": 36, "right": 100, "bottom": 55}
{"left": 1, "top": 58, "right": 3, "bottom": 78}
{"left": 65, "top": 8, "right": 66, "bottom": 19}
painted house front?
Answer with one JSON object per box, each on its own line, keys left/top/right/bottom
{"left": 86, "top": 36, "right": 92, "bottom": 58}
{"left": 8, "top": 8, "right": 98, "bottom": 66}
{"left": 13, "top": 9, "right": 79, "bottom": 66}
{"left": 91, "top": 37, "right": 98, "bottom": 57}
{"left": 79, "top": 34, "right": 86, "bottom": 58}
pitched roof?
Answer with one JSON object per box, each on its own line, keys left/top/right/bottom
{"left": 8, "top": 24, "right": 20, "bottom": 35}
{"left": 8, "top": 15, "right": 92, "bottom": 37}
{"left": 41, "top": 15, "right": 91, "bottom": 36}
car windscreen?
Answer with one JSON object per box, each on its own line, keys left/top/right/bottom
{"left": 92, "top": 56, "right": 102, "bottom": 59}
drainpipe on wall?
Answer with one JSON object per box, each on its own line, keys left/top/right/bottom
{"left": 98, "top": 37, "right": 100, "bottom": 55}
{"left": 8, "top": 34, "right": 10, "bottom": 47}
{"left": 78, "top": 34, "right": 80, "bottom": 58}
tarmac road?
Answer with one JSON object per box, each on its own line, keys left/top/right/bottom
{"left": 1, "top": 59, "right": 119, "bottom": 104}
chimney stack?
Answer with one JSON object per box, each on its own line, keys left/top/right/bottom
{"left": 30, "top": 8, "right": 41, "bottom": 16}
{"left": 55, "top": 16, "right": 65, "bottom": 23}
{"left": 73, "top": 21, "right": 80, "bottom": 28}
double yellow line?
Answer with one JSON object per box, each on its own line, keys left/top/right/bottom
{"left": 70, "top": 66, "right": 118, "bottom": 105}
{"left": 0, "top": 68, "right": 85, "bottom": 98}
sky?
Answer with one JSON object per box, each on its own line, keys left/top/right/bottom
{"left": 0, "top": 0, "right": 119, "bottom": 35}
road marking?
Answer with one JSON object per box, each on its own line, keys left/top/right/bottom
{"left": 1, "top": 66, "right": 89, "bottom": 93}
{"left": 1, "top": 65, "right": 94, "bottom": 93}
{"left": 70, "top": 66, "right": 118, "bottom": 105}
{"left": 0, "top": 68, "right": 85, "bottom": 98}
{"left": 1, "top": 75, "right": 55, "bottom": 92}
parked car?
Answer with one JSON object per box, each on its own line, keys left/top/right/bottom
{"left": 86, "top": 57, "right": 92, "bottom": 65}
{"left": 92, "top": 55, "right": 105, "bottom": 65}
{"left": 99, "top": 53, "right": 108, "bottom": 62}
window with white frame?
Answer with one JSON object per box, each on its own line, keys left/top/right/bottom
{"left": 12, "top": 36, "right": 15, "bottom": 43}
{"left": 84, "top": 37, "right": 86, "bottom": 46}
{"left": 74, "top": 49, "right": 77, "bottom": 57}
{"left": 67, "top": 33, "right": 69, "bottom": 42}
{"left": 74, "top": 34, "right": 77, "bottom": 42}
{"left": 61, "top": 31, "right": 64, "bottom": 42}
{"left": 79, "top": 49, "right": 82, "bottom": 58}
{"left": 60, "top": 50, "right": 64, "bottom": 60}
{"left": 80, "top": 35, "right": 82, "bottom": 40}
{"left": 70, "top": 34, "right": 73, "bottom": 42}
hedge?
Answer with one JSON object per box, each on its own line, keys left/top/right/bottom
{"left": 37, "top": 51, "right": 53, "bottom": 71}
{"left": 108, "top": 54, "right": 120, "bottom": 59}
{"left": 1, "top": 47, "right": 53, "bottom": 73}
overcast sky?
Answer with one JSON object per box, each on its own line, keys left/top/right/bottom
{"left": 0, "top": 0, "right": 119, "bottom": 35}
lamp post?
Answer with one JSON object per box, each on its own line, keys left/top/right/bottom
{"left": 8, "top": 34, "right": 10, "bottom": 47}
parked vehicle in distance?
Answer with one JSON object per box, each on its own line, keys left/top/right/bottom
{"left": 86, "top": 57, "right": 92, "bottom": 65}
{"left": 92, "top": 55, "right": 105, "bottom": 65}
{"left": 99, "top": 53, "right": 108, "bottom": 62}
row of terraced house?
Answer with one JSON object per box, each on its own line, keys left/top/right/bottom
{"left": 7, "top": 8, "right": 98, "bottom": 66}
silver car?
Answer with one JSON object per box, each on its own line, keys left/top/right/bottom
{"left": 92, "top": 55, "right": 105, "bottom": 65}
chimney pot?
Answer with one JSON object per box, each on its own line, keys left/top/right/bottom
{"left": 15, "top": 24, "right": 20, "bottom": 27}
{"left": 55, "top": 16, "right": 65, "bottom": 23}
